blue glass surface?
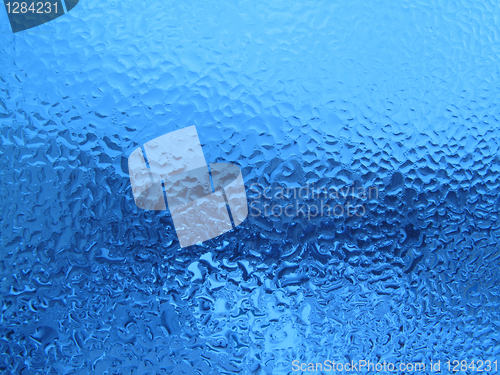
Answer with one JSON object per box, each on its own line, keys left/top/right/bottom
{"left": 1, "top": 0, "right": 499, "bottom": 373}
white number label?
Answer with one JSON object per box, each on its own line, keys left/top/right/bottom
{"left": 6, "top": 1, "right": 59, "bottom": 13}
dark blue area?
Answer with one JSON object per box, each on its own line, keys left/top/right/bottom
{"left": 3, "top": 0, "right": 65, "bottom": 33}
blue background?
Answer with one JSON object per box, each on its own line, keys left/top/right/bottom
{"left": 1, "top": 0, "right": 499, "bottom": 373}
